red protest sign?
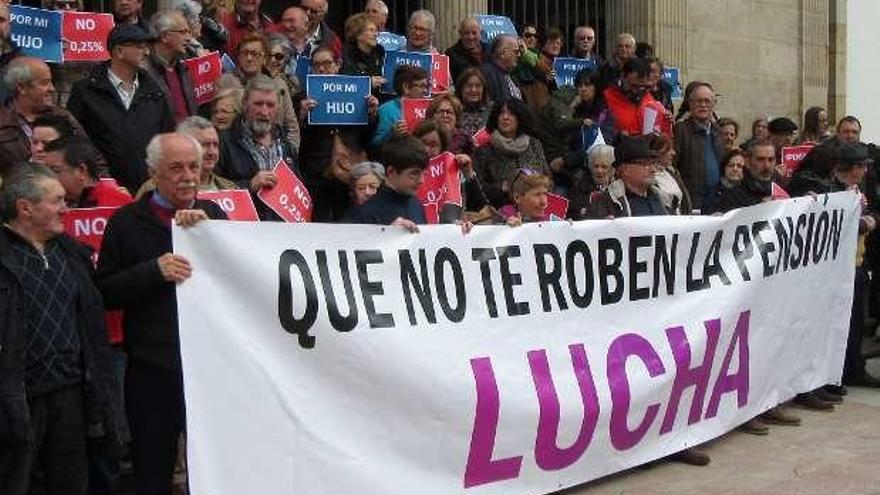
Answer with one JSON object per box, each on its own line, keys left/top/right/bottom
{"left": 430, "top": 54, "right": 450, "bottom": 94}
{"left": 63, "top": 207, "right": 118, "bottom": 256}
{"left": 197, "top": 189, "right": 259, "bottom": 221}
{"left": 184, "top": 51, "right": 222, "bottom": 105}
{"left": 257, "top": 160, "right": 313, "bottom": 222}
{"left": 416, "top": 152, "right": 462, "bottom": 225}
{"left": 472, "top": 127, "right": 491, "bottom": 147}
{"left": 546, "top": 193, "right": 569, "bottom": 220}
{"left": 61, "top": 12, "right": 114, "bottom": 62}
{"left": 780, "top": 144, "right": 814, "bottom": 178}
{"left": 403, "top": 98, "right": 432, "bottom": 132}
{"left": 422, "top": 203, "right": 440, "bottom": 225}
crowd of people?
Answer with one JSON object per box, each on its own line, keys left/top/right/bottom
{"left": 0, "top": 0, "right": 878, "bottom": 493}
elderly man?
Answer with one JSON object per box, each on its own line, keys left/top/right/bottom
{"left": 68, "top": 24, "right": 175, "bottom": 195}
{"left": 145, "top": 10, "right": 198, "bottom": 122}
{"left": 598, "top": 32, "right": 636, "bottom": 89}
{"left": 572, "top": 25, "right": 601, "bottom": 63}
{"left": 96, "top": 133, "right": 225, "bottom": 495}
{"left": 300, "top": 0, "right": 341, "bottom": 58}
{"left": 221, "top": 0, "right": 275, "bottom": 55}
{"left": 137, "top": 116, "right": 235, "bottom": 197}
{"left": 279, "top": 6, "right": 310, "bottom": 57}
{"left": 0, "top": 163, "right": 121, "bottom": 495}
{"left": 113, "top": 0, "right": 152, "bottom": 34}
{"left": 405, "top": 10, "right": 435, "bottom": 53}
{"left": 673, "top": 81, "right": 725, "bottom": 211}
{"left": 217, "top": 75, "right": 298, "bottom": 220}
{"left": 364, "top": 0, "right": 388, "bottom": 31}
{"left": 446, "top": 17, "right": 484, "bottom": 83}
{"left": 479, "top": 34, "right": 522, "bottom": 103}
{"left": 0, "top": 57, "right": 85, "bottom": 176}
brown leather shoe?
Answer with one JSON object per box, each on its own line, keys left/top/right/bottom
{"left": 739, "top": 418, "right": 770, "bottom": 435}
{"left": 793, "top": 392, "right": 835, "bottom": 411}
{"left": 669, "top": 447, "right": 710, "bottom": 466}
{"left": 759, "top": 406, "right": 801, "bottom": 426}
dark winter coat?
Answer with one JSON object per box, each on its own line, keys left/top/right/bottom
{"left": 0, "top": 228, "right": 122, "bottom": 447}
{"left": 67, "top": 62, "right": 175, "bottom": 194}
{"left": 95, "top": 195, "right": 226, "bottom": 372}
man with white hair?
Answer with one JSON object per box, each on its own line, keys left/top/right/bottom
{"left": 96, "top": 132, "right": 226, "bottom": 495}
{"left": 300, "top": 0, "right": 342, "bottom": 58}
{"left": 364, "top": 0, "right": 388, "bottom": 31}
{"left": 479, "top": 34, "right": 522, "bottom": 102}
{"left": 144, "top": 10, "right": 198, "bottom": 122}
{"left": 571, "top": 25, "right": 601, "bottom": 63}
{"left": 598, "top": 32, "right": 636, "bottom": 89}
{"left": 406, "top": 9, "right": 435, "bottom": 53}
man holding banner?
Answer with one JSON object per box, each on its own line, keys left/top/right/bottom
{"left": 96, "top": 133, "right": 226, "bottom": 495}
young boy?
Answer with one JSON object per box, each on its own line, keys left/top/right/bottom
{"left": 351, "top": 133, "right": 428, "bottom": 230}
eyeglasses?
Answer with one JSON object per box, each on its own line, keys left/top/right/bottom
{"left": 311, "top": 59, "right": 337, "bottom": 68}
{"left": 302, "top": 6, "right": 326, "bottom": 17}
{"left": 271, "top": 53, "right": 287, "bottom": 61}
{"left": 409, "top": 24, "right": 432, "bottom": 34}
{"left": 166, "top": 28, "right": 191, "bottom": 36}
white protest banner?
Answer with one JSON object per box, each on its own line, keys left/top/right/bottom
{"left": 176, "top": 192, "right": 859, "bottom": 495}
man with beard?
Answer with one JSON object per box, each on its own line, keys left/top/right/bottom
{"left": 602, "top": 57, "right": 660, "bottom": 138}
{"left": 216, "top": 74, "right": 298, "bottom": 220}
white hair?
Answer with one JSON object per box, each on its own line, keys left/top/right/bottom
{"left": 152, "top": 9, "right": 186, "bottom": 35}
{"left": 145, "top": 133, "right": 204, "bottom": 170}
{"left": 365, "top": 0, "right": 388, "bottom": 15}
{"left": 176, "top": 115, "right": 215, "bottom": 136}
{"left": 588, "top": 144, "right": 615, "bottom": 170}
{"left": 409, "top": 10, "right": 435, "bottom": 32}
{"left": 170, "top": 0, "right": 202, "bottom": 25}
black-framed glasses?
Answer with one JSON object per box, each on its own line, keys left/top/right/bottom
{"left": 271, "top": 53, "right": 287, "bottom": 61}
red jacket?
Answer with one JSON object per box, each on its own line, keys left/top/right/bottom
{"left": 603, "top": 85, "right": 662, "bottom": 137}
{"left": 222, "top": 10, "right": 276, "bottom": 56}
{"left": 80, "top": 179, "right": 133, "bottom": 344}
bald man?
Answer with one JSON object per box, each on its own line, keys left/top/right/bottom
{"left": 280, "top": 6, "right": 310, "bottom": 56}
{"left": 0, "top": 57, "right": 86, "bottom": 176}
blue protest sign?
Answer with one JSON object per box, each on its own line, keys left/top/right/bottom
{"left": 553, "top": 57, "right": 596, "bottom": 87}
{"left": 294, "top": 56, "right": 311, "bottom": 85}
{"left": 378, "top": 32, "right": 406, "bottom": 52}
{"left": 307, "top": 75, "right": 371, "bottom": 126}
{"left": 381, "top": 50, "right": 432, "bottom": 95}
{"left": 663, "top": 67, "right": 681, "bottom": 98}
{"left": 10, "top": 6, "right": 62, "bottom": 63}
{"left": 475, "top": 15, "right": 517, "bottom": 44}
{"left": 220, "top": 52, "right": 236, "bottom": 72}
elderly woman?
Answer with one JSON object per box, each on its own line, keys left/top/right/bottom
{"left": 473, "top": 98, "right": 549, "bottom": 207}
{"left": 371, "top": 64, "right": 430, "bottom": 148}
{"left": 455, "top": 68, "right": 492, "bottom": 137}
{"left": 266, "top": 33, "right": 300, "bottom": 98}
{"left": 233, "top": 33, "right": 301, "bottom": 151}
{"left": 210, "top": 86, "right": 243, "bottom": 131}
{"left": 569, "top": 144, "right": 615, "bottom": 219}
{"left": 340, "top": 13, "right": 386, "bottom": 94}
{"left": 349, "top": 161, "right": 385, "bottom": 207}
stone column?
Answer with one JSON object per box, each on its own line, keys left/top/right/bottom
{"left": 827, "top": 0, "right": 847, "bottom": 121}
{"left": 800, "top": 0, "right": 830, "bottom": 120}
{"left": 427, "top": 0, "right": 488, "bottom": 53}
